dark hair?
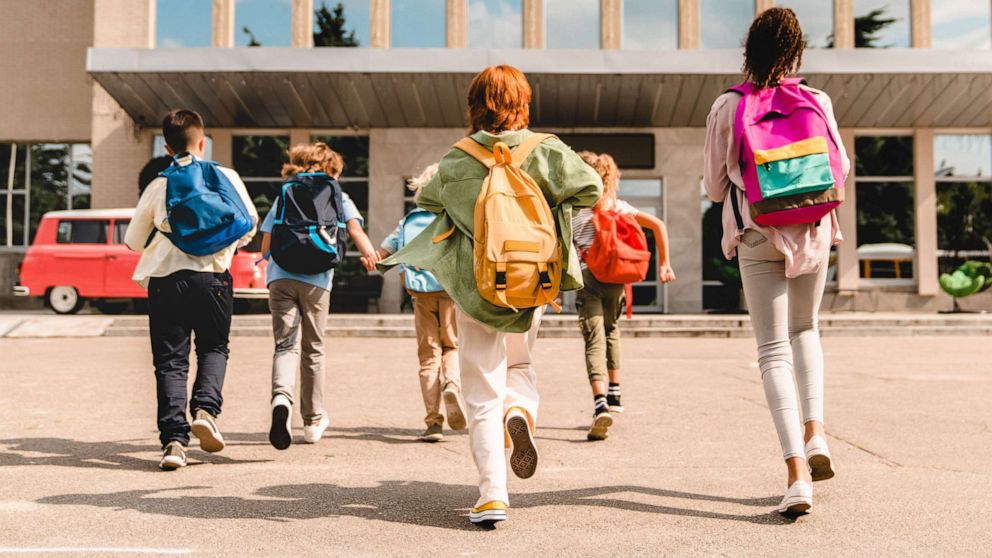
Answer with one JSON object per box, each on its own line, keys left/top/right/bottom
{"left": 138, "top": 156, "right": 174, "bottom": 196}
{"left": 161, "top": 109, "right": 205, "bottom": 153}
{"left": 743, "top": 7, "right": 805, "bottom": 89}
{"left": 466, "top": 65, "right": 531, "bottom": 134}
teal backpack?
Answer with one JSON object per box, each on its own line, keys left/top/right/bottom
{"left": 399, "top": 209, "right": 443, "bottom": 293}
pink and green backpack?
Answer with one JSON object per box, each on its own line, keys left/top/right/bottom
{"left": 728, "top": 78, "right": 845, "bottom": 227}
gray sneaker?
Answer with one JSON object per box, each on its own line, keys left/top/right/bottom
{"left": 159, "top": 441, "right": 187, "bottom": 471}
{"left": 419, "top": 424, "right": 444, "bottom": 443}
{"left": 191, "top": 409, "right": 225, "bottom": 453}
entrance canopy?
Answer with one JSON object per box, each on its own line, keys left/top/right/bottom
{"left": 87, "top": 48, "right": 992, "bottom": 129}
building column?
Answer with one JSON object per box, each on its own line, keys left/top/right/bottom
{"left": 91, "top": 0, "right": 155, "bottom": 209}
{"left": 447, "top": 0, "right": 467, "bottom": 48}
{"left": 523, "top": 0, "right": 544, "bottom": 48}
{"left": 910, "top": 0, "right": 931, "bottom": 48}
{"left": 370, "top": 0, "right": 390, "bottom": 48}
{"left": 213, "top": 0, "right": 235, "bottom": 48}
{"left": 601, "top": 0, "right": 621, "bottom": 49}
{"left": 836, "top": 128, "right": 859, "bottom": 291}
{"left": 678, "top": 0, "right": 699, "bottom": 49}
{"left": 833, "top": 0, "right": 854, "bottom": 49}
{"left": 755, "top": 0, "right": 773, "bottom": 14}
{"left": 289, "top": 128, "right": 310, "bottom": 147}
{"left": 211, "top": 129, "right": 233, "bottom": 167}
{"left": 292, "top": 0, "right": 314, "bottom": 48}
{"left": 914, "top": 128, "right": 938, "bottom": 296}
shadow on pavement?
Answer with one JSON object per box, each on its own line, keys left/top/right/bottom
{"left": 0, "top": 438, "right": 270, "bottom": 471}
{"left": 224, "top": 427, "right": 468, "bottom": 447}
{"left": 37, "top": 481, "right": 787, "bottom": 529}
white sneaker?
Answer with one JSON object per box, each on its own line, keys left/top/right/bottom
{"left": 303, "top": 415, "right": 330, "bottom": 444}
{"left": 269, "top": 394, "right": 293, "bottom": 450}
{"left": 777, "top": 481, "right": 813, "bottom": 516}
{"left": 805, "top": 436, "right": 835, "bottom": 481}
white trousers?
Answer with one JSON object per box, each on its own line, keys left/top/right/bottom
{"left": 456, "top": 306, "right": 544, "bottom": 508}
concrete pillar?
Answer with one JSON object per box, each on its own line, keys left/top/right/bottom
{"left": 910, "top": 0, "right": 931, "bottom": 48}
{"left": 664, "top": 175, "right": 703, "bottom": 313}
{"left": 211, "top": 129, "right": 233, "bottom": 167}
{"left": 447, "top": 0, "right": 467, "bottom": 48}
{"left": 755, "top": 0, "right": 773, "bottom": 14}
{"left": 91, "top": 0, "right": 155, "bottom": 209}
{"left": 678, "top": 0, "right": 699, "bottom": 49}
{"left": 601, "top": 0, "right": 621, "bottom": 49}
{"left": 833, "top": 0, "right": 854, "bottom": 49}
{"left": 523, "top": 0, "right": 544, "bottom": 48}
{"left": 836, "top": 128, "right": 859, "bottom": 291}
{"left": 914, "top": 128, "right": 938, "bottom": 296}
{"left": 292, "top": 0, "right": 314, "bottom": 48}
{"left": 370, "top": 0, "right": 390, "bottom": 48}
{"left": 212, "top": 0, "right": 235, "bottom": 48}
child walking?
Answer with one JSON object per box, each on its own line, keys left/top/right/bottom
{"left": 125, "top": 109, "right": 258, "bottom": 470}
{"left": 572, "top": 151, "right": 675, "bottom": 441}
{"left": 260, "top": 142, "right": 379, "bottom": 449}
{"left": 703, "top": 7, "right": 848, "bottom": 515}
{"left": 380, "top": 65, "right": 602, "bottom": 527}
{"left": 372, "top": 164, "right": 467, "bottom": 443}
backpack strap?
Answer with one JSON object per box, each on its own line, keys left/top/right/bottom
{"left": 453, "top": 138, "right": 496, "bottom": 168}
{"left": 729, "top": 187, "right": 745, "bottom": 232}
{"left": 511, "top": 133, "right": 555, "bottom": 166}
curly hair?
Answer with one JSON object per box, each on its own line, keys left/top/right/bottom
{"left": 281, "top": 142, "right": 344, "bottom": 179}
{"left": 407, "top": 163, "right": 439, "bottom": 203}
{"left": 743, "top": 7, "right": 805, "bottom": 89}
{"left": 466, "top": 65, "right": 531, "bottom": 134}
{"left": 578, "top": 151, "right": 620, "bottom": 209}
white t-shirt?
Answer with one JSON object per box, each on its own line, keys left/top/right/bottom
{"left": 572, "top": 200, "right": 639, "bottom": 258}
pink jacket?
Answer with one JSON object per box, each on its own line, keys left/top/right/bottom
{"left": 703, "top": 85, "right": 849, "bottom": 278}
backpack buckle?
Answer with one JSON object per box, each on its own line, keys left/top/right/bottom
{"left": 495, "top": 271, "right": 507, "bottom": 290}
{"left": 539, "top": 271, "right": 553, "bottom": 290}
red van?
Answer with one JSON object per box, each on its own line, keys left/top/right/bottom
{"left": 13, "top": 209, "right": 267, "bottom": 314}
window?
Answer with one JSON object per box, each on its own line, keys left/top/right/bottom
{"left": 152, "top": 135, "right": 213, "bottom": 161}
{"left": 314, "top": 0, "right": 369, "bottom": 47}
{"left": 546, "top": 0, "right": 600, "bottom": 49}
{"left": 233, "top": 135, "right": 290, "bottom": 235}
{"left": 1, "top": 143, "right": 91, "bottom": 247}
{"left": 620, "top": 178, "right": 666, "bottom": 311}
{"left": 776, "top": 0, "right": 834, "bottom": 48}
{"left": 556, "top": 134, "right": 655, "bottom": 169}
{"left": 855, "top": 135, "right": 915, "bottom": 280}
{"left": 855, "top": 0, "right": 910, "bottom": 48}
{"left": 469, "top": 0, "right": 523, "bottom": 48}
{"left": 699, "top": 0, "right": 752, "bottom": 49}
{"left": 57, "top": 220, "right": 107, "bottom": 245}
{"left": 936, "top": 134, "right": 992, "bottom": 271}
{"left": 392, "top": 0, "right": 446, "bottom": 47}
{"left": 311, "top": 135, "right": 370, "bottom": 224}
{"left": 113, "top": 220, "right": 131, "bottom": 245}
{"left": 156, "top": 0, "right": 212, "bottom": 47}
{"left": 622, "top": 0, "right": 677, "bottom": 50}
{"left": 932, "top": 0, "right": 992, "bottom": 49}
{"left": 236, "top": 0, "right": 292, "bottom": 47}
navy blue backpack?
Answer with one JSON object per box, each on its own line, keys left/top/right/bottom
{"left": 160, "top": 154, "right": 254, "bottom": 256}
{"left": 270, "top": 172, "right": 348, "bottom": 275}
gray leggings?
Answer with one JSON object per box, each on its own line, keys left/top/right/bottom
{"left": 738, "top": 230, "right": 827, "bottom": 461}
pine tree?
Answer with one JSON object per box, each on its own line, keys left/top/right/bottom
{"left": 314, "top": 2, "right": 359, "bottom": 47}
{"left": 243, "top": 26, "right": 261, "bottom": 47}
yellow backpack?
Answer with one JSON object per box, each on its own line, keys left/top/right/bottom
{"left": 453, "top": 133, "right": 562, "bottom": 313}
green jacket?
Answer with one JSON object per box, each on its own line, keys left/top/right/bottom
{"left": 379, "top": 130, "right": 603, "bottom": 333}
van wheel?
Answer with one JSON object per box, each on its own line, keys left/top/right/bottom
{"left": 48, "top": 286, "right": 85, "bottom": 314}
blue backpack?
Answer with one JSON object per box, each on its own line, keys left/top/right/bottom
{"left": 269, "top": 172, "right": 348, "bottom": 275}
{"left": 160, "top": 154, "right": 254, "bottom": 256}
{"left": 400, "top": 208, "right": 443, "bottom": 293}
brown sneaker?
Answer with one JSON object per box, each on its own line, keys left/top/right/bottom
{"left": 191, "top": 409, "right": 225, "bottom": 453}
{"left": 159, "top": 441, "right": 187, "bottom": 470}
{"left": 505, "top": 408, "right": 538, "bottom": 479}
{"left": 442, "top": 383, "right": 468, "bottom": 431}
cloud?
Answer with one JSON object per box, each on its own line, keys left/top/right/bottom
{"left": 159, "top": 37, "right": 185, "bottom": 48}
{"left": 468, "top": 0, "right": 523, "bottom": 47}
{"left": 545, "top": 0, "right": 600, "bottom": 48}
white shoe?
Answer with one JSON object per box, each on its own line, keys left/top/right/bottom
{"left": 269, "top": 394, "right": 293, "bottom": 450}
{"left": 805, "top": 436, "right": 835, "bottom": 481}
{"left": 303, "top": 415, "right": 330, "bottom": 444}
{"left": 777, "top": 481, "right": 813, "bottom": 516}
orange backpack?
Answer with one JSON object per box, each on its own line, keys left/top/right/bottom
{"left": 583, "top": 208, "right": 651, "bottom": 317}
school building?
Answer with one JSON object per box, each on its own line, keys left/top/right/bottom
{"left": 2, "top": 0, "right": 992, "bottom": 313}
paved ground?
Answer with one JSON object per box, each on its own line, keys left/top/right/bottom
{"left": 0, "top": 333, "right": 989, "bottom": 556}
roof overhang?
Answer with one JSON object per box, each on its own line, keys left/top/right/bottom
{"left": 87, "top": 48, "right": 992, "bottom": 129}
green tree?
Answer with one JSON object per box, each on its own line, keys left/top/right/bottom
{"left": 243, "top": 26, "right": 261, "bottom": 47}
{"left": 827, "top": 8, "right": 898, "bottom": 48}
{"left": 314, "top": 2, "right": 359, "bottom": 47}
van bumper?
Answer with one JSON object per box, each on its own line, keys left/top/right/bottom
{"left": 13, "top": 285, "right": 30, "bottom": 297}
{"left": 233, "top": 287, "right": 269, "bottom": 300}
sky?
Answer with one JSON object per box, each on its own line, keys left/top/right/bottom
{"left": 777, "top": 0, "right": 835, "bottom": 48}
{"left": 468, "top": 0, "right": 522, "bottom": 48}
{"left": 931, "top": 0, "right": 992, "bottom": 49}
{"left": 855, "top": 0, "right": 910, "bottom": 47}
{"left": 622, "top": 0, "right": 678, "bottom": 50}
{"left": 699, "top": 0, "right": 753, "bottom": 49}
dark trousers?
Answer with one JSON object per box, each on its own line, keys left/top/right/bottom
{"left": 149, "top": 270, "right": 233, "bottom": 448}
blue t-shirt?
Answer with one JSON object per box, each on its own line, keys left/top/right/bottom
{"left": 260, "top": 192, "right": 363, "bottom": 292}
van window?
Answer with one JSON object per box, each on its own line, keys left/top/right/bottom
{"left": 113, "top": 220, "right": 131, "bottom": 244}
{"left": 57, "top": 220, "right": 108, "bottom": 244}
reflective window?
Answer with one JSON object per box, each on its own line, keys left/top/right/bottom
{"left": 546, "top": 0, "right": 600, "bottom": 49}
{"left": 700, "top": 0, "right": 753, "bottom": 49}
{"left": 156, "top": 0, "right": 212, "bottom": 47}
{"left": 936, "top": 135, "right": 992, "bottom": 179}
{"left": 153, "top": 136, "right": 213, "bottom": 161}
{"left": 932, "top": 0, "right": 992, "bottom": 49}
{"left": 469, "top": 0, "right": 523, "bottom": 48}
{"left": 233, "top": 135, "right": 290, "bottom": 223}
{"left": 56, "top": 220, "right": 107, "bottom": 245}
{"left": 855, "top": 136, "right": 915, "bottom": 280}
{"left": 855, "top": 0, "right": 910, "bottom": 48}
{"left": 314, "top": 0, "right": 370, "bottom": 47}
{"left": 775, "top": 0, "right": 834, "bottom": 48}
{"left": 236, "top": 0, "right": 292, "bottom": 47}
{"left": 392, "top": 0, "right": 446, "bottom": 47}
{"left": 622, "top": 0, "right": 677, "bottom": 50}
{"left": 113, "top": 221, "right": 131, "bottom": 245}
{"left": 936, "top": 135, "right": 992, "bottom": 266}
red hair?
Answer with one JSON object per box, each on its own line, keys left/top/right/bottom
{"left": 466, "top": 65, "right": 532, "bottom": 134}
